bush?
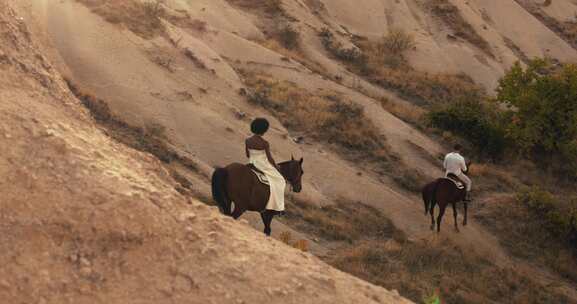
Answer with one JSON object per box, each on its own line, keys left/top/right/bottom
{"left": 497, "top": 59, "right": 577, "bottom": 177}
{"left": 373, "top": 29, "right": 415, "bottom": 68}
{"left": 380, "top": 29, "right": 415, "bottom": 56}
{"left": 277, "top": 25, "right": 299, "bottom": 50}
{"left": 428, "top": 99, "right": 507, "bottom": 159}
{"left": 517, "top": 187, "right": 577, "bottom": 244}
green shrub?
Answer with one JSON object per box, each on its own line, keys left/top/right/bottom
{"left": 428, "top": 99, "right": 507, "bottom": 159}
{"left": 517, "top": 187, "right": 577, "bottom": 244}
{"left": 497, "top": 59, "right": 577, "bottom": 177}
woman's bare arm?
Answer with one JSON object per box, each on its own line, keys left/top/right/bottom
{"left": 264, "top": 142, "right": 281, "bottom": 172}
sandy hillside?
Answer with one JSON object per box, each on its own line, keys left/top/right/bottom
{"left": 0, "top": 1, "right": 415, "bottom": 303}
{"left": 5, "top": 0, "right": 577, "bottom": 302}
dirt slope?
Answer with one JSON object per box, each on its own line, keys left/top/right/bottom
{"left": 8, "top": 0, "right": 577, "bottom": 302}
{"left": 0, "top": 2, "right": 413, "bottom": 303}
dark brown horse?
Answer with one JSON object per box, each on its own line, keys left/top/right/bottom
{"left": 422, "top": 164, "right": 470, "bottom": 232}
{"left": 211, "top": 157, "right": 304, "bottom": 236}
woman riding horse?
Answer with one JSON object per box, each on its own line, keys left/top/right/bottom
{"left": 245, "top": 118, "right": 287, "bottom": 214}
{"left": 212, "top": 118, "right": 304, "bottom": 236}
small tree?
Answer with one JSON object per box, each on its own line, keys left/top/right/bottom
{"left": 496, "top": 59, "right": 577, "bottom": 171}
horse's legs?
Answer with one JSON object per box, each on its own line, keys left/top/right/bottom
{"left": 452, "top": 202, "right": 459, "bottom": 233}
{"left": 429, "top": 203, "right": 436, "bottom": 231}
{"left": 437, "top": 205, "right": 446, "bottom": 233}
{"left": 260, "top": 211, "right": 274, "bottom": 236}
{"left": 463, "top": 202, "right": 468, "bottom": 226}
{"left": 231, "top": 203, "right": 246, "bottom": 220}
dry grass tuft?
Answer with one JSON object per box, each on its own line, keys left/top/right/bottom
{"left": 285, "top": 197, "right": 404, "bottom": 242}
{"left": 469, "top": 163, "right": 520, "bottom": 192}
{"left": 293, "top": 239, "right": 309, "bottom": 252}
{"left": 360, "top": 29, "right": 416, "bottom": 69}
{"left": 368, "top": 66, "right": 482, "bottom": 106}
{"left": 378, "top": 97, "right": 425, "bottom": 127}
{"left": 279, "top": 231, "right": 293, "bottom": 244}
{"left": 76, "top": 0, "right": 166, "bottom": 39}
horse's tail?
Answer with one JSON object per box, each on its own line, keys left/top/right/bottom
{"left": 422, "top": 181, "right": 438, "bottom": 215}
{"left": 211, "top": 168, "right": 232, "bottom": 216}
{"left": 422, "top": 186, "right": 429, "bottom": 215}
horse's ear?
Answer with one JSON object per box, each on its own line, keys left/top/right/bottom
{"left": 291, "top": 155, "right": 295, "bottom": 161}
{"left": 299, "top": 158, "right": 303, "bottom": 165}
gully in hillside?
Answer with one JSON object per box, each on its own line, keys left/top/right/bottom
{"left": 211, "top": 118, "right": 304, "bottom": 236}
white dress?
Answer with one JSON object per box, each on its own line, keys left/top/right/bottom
{"left": 248, "top": 149, "right": 286, "bottom": 211}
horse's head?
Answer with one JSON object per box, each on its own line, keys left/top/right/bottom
{"left": 280, "top": 156, "right": 304, "bottom": 193}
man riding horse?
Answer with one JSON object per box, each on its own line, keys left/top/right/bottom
{"left": 422, "top": 144, "right": 473, "bottom": 232}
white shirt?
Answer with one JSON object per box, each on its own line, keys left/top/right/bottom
{"left": 444, "top": 152, "right": 467, "bottom": 175}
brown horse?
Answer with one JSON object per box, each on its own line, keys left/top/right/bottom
{"left": 211, "top": 157, "right": 304, "bottom": 236}
{"left": 422, "top": 164, "right": 470, "bottom": 233}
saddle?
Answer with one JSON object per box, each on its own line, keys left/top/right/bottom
{"left": 445, "top": 173, "right": 465, "bottom": 189}
{"left": 247, "top": 164, "right": 270, "bottom": 185}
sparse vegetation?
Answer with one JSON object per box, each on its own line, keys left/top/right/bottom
{"left": 364, "top": 29, "right": 416, "bottom": 69}
{"left": 377, "top": 97, "right": 425, "bottom": 127}
{"left": 428, "top": 0, "right": 493, "bottom": 58}
{"left": 320, "top": 28, "right": 484, "bottom": 106}
{"left": 515, "top": 0, "right": 577, "bottom": 49}
{"left": 285, "top": 198, "right": 401, "bottom": 242}
{"left": 76, "top": 0, "right": 166, "bottom": 39}
{"left": 517, "top": 188, "right": 577, "bottom": 247}
{"left": 370, "top": 69, "right": 482, "bottom": 106}
{"left": 241, "top": 71, "right": 430, "bottom": 191}
{"left": 319, "top": 28, "right": 367, "bottom": 69}
{"left": 276, "top": 24, "right": 300, "bottom": 50}
{"left": 475, "top": 194, "right": 577, "bottom": 284}
{"left": 329, "top": 238, "right": 569, "bottom": 304}
{"left": 64, "top": 78, "right": 202, "bottom": 175}
{"left": 224, "top": 0, "right": 286, "bottom": 17}
{"left": 282, "top": 195, "right": 570, "bottom": 303}
{"left": 427, "top": 99, "right": 507, "bottom": 160}
{"left": 241, "top": 71, "right": 395, "bottom": 167}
